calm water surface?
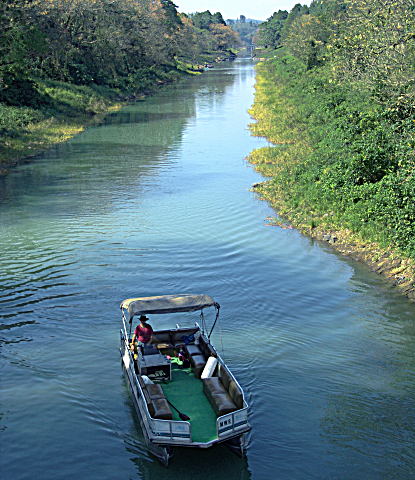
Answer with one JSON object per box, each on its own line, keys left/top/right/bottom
{"left": 1, "top": 59, "right": 415, "bottom": 480}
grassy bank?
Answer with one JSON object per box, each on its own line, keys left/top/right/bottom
{"left": 248, "top": 56, "right": 415, "bottom": 301}
{"left": 0, "top": 49, "right": 239, "bottom": 176}
{"left": 1, "top": 2, "right": 241, "bottom": 174}
{"left": 0, "top": 85, "right": 121, "bottom": 175}
{"left": 0, "top": 68, "right": 187, "bottom": 175}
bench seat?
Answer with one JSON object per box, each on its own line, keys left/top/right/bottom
{"left": 184, "top": 344, "right": 207, "bottom": 378}
{"left": 202, "top": 377, "right": 237, "bottom": 416}
{"left": 140, "top": 380, "right": 173, "bottom": 420}
{"left": 150, "top": 398, "right": 173, "bottom": 420}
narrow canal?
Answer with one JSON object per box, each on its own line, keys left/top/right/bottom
{"left": 1, "top": 58, "right": 415, "bottom": 480}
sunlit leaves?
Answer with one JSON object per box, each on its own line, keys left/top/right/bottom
{"left": 329, "top": 0, "right": 415, "bottom": 109}
{"left": 208, "top": 24, "right": 240, "bottom": 51}
{"left": 0, "top": 0, "right": 234, "bottom": 97}
{"left": 249, "top": 0, "right": 415, "bottom": 257}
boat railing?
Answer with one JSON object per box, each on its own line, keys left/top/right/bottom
{"left": 121, "top": 326, "right": 192, "bottom": 444}
{"left": 212, "top": 359, "right": 250, "bottom": 438}
{"left": 148, "top": 417, "right": 192, "bottom": 443}
{"left": 131, "top": 365, "right": 193, "bottom": 444}
{"left": 217, "top": 406, "right": 250, "bottom": 438}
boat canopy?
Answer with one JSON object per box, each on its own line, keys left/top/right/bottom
{"left": 120, "top": 294, "right": 220, "bottom": 320}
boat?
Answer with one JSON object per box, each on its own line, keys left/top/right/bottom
{"left": 119, "top": 294, "right": 250, "bottom": 465}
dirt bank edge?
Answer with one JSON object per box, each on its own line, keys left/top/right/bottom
{"left": 252, "top": 181, "right": 415, "bottom": 302}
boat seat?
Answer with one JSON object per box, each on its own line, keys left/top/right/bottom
{"left": 218, "top": 365, "right": 243, "bottom": 408}
{"left": 198, "top": 337, "right": 216, "bottom": 358}
{"left": 184, "top": 344, "right": 207, "bottom": 377}
{"left": 202, "top": 364, "right": 243, "bottom": 416}
{"left": 142, "top": 344, "right": 159, "bottom": 355}
{"left": 190, "top": 354, "right": 206, "bottom": 378}
{"left": 150, "top": 398, "right": 173, "bottom": 420}
{"left": 139, "top": 379, "right": 173, "bottom": 420}
{"left": 185, "top": 344, "right": 202, "bottom": 356}
{"left": 202, "top": 377, "right": 237, "bottom": 416}
{"left": 145, "top": 383, "right": 165, "bottom": 399}
{"left": 170, "top": 329, "right": 198, "bottom": 347}
{"left": 153, "top": 331, "right": 171, "bottom": 344}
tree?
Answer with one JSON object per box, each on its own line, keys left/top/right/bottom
{"left": 328, "top": 0, "right": 415, "bottom": 109}
{"left": 0, "top": 1, "right": 48, "bottom": 104}
{"left": 280, "top": 3, "right": 310, "bottom": 42}
{"left": 256, "top": 10, "right": 288, "bottom": 48}
{"left": 285, "top": 14, "right": 331, "bottom": 69}
{"left": 159, "top": 0, "right": 182, "bottom": 30}
{"left": 191, "top": 10, "right": 225, "bottom": 30}
{"left": 0, "top": 1, "right": 237, "bottom": 102}
{"left": 209, "top": 23, "right": 240, "bottom": 51}
{"left": 212, "top": 11, "right": 226, "bottom": 25}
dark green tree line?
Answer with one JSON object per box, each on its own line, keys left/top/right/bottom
{"left": 0, "top": 0, "right": 239, "bottom": 106}
{"left": 251, "top": 0, "right": 415, "bottom": 258}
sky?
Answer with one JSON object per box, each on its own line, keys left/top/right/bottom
{"left": 174, "top": 1, "right": 309, "bottom": 21}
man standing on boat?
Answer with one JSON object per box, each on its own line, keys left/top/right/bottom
{"left": 130, "top": 315, "right": 155, "bottom": 353}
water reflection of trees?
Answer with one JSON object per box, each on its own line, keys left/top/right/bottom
{"left": 0, "top": 67, "right": 237, "bottom": 218}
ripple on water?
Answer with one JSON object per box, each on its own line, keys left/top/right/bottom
{"left": 1, "top": 59, "right": 415, "bottom": 480}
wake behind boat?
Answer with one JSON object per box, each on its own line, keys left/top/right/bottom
{"left": 119, "top": 294, "right": 250, "bottom": 465}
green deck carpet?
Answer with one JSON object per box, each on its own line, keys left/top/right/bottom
{"left": 161, "top": 366, "right": 218, "bottom": 443}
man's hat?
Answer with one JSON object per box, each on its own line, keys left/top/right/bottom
{"left": 139, "top": 315, "right": 149, "bottom": 322}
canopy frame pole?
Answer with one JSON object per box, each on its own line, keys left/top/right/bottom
{"left": 128, "top": 319, "right": 133, "bottom": 341}
{"left": 207, "top": 306, "right": 220, "bottom": 340}
{"left": 200, "top": 309, "right": 207, "bottom": 335}
{"left": 122, "top": 310, "right": 133, "bottom": 341}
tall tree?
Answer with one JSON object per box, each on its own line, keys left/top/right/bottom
{"left": 256, "top": 10, "right": 288, "bottom": 48}
{"left": 328, "top": 0, "right": 415, "bottom": 109}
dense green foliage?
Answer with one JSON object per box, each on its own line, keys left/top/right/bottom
{"left": 0, "top": 1, "right": 239, "bottom": 101}
{"left": 0, "top": 80, "right": 121, "bottom": 170}
{"left": 251, "top": 0, "right": 415, "bottom": 258}
{"left": 0, "top": 1, "right": 239, "bottom": 168}
{"left": 190, "top": 10, "right": 226, "bottom": 29}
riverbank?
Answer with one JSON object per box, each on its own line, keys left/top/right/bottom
{"left": 0, "top": 82, "right": 125, "bottom": 176}
{"left": 0, "top": 70, "right": 186, "bottom": 176}
{"left": 248, "top": 58, "right": 415, "bottom": 302}
{"left": 251, "top": 181, "right": 415, "bottom": 301}
{"left": 0, "top": 54, "right": 235, "bottom": 177}
{"left": 1, "top": 3, "right": 242, "bottom": 177}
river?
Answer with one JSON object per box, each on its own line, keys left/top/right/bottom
{"left": 1, "top": 58, "right": 415, "bottom": 480}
